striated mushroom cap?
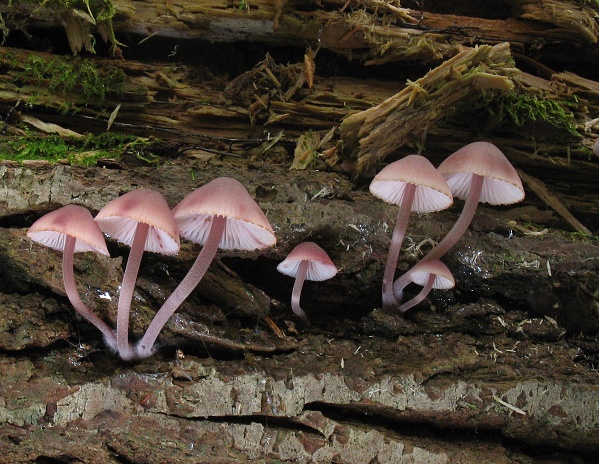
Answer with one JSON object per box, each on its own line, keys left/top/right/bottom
{"left": 173, "top": 177, "right": 276, "bottom": 251}
{"left": 95, "top": 188, "right": 180, "bottom": 255}
{"left": 408, "top": 259, "right": 455, "bottom": 290}
{"left": 438, "top": 141, "right": 524, "bottom": 205}
{"left": 369, "top": 154, "right": 453, "bottom": 213}
{"left": 277, "top": 242, "right": 337, "bottom": 281}
{"left": 28, "top": 204, "right": 109, "bottom": 255}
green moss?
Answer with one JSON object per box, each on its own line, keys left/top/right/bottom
{"left": 3, "top": 132, "right": 153, "bottom": 166}
{"left": 559, "top": 230, "right": 598, "bottom": 243}
{"left": 502, "top": 91, "right": 578, "bottom": 136}
{"left": 15, "top": 55, "right": 125, "bottom": 105}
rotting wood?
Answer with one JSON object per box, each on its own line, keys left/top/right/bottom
{"left": 3, "top": 0, "right": 599, "bottom": 66}
{"left": 1, "top": 4, "right": 599, "bottom": 462}
{"left": 0, "top": 40, "right": 596, "bottom": 161}
{"left": 338, "top": 43, "right": 518, "bottom": 174}
{"left": 1, "top": 43, "right": 598, "bottom": 212}
{"left": 518, "top": 168, "right": 593, "bottom": 236}
{"left": 0, "top": 45, "right": 402, "bottom": 142}
{"left": 1, "top": 3, "right": 599, "bottom": 233}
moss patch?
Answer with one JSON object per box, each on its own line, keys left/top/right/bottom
{"left": 12, "top": 54, "right": 126, "bottom": 106}
{"left": 501, "top": 91, "right": 579, "bottom": 137}
{"left": 3, "top": 132, "right": 153, "bottom": 166}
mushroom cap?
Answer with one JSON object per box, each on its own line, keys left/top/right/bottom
{"left": 369, "top": 155, "right": 453, "bottom": 213}
{"left": 409, "top": 259, "right": 455, "bottom": 289}
{"left": 277, "top": 242, "right": 337, "bottom": 281}
{"left": 173, "top": 177, "right": 276, "bottom": 251}
{"left": 95, "top": 189, "right": 180, "bottom": 255}
{"left": 438, "top": 141, "right": 524, "bottom": 205}
{"left": 27, "top": 204, "right": 109, "bottom": 255}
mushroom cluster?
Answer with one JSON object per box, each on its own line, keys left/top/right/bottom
{"left": 370, "top": 141, "right": 525, "bottom": 312}
{"left": 369, "top": 155, "right": 453, "bottom": 310}
{"left": 28, "top": 177, "right": 281, "bottom": 360}
{"left": 26, "top": 141, "right": 525, "bottom": 360}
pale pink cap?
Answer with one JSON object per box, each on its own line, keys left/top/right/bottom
{"left": 27, "top": 204, "right": 109, "bottom": 255}
{"left": 277, "top": 242, "right": 337, "bottom": 281}
{"left": 369, "top": 155, "right": 453, "bottom": 213}
{"left": 438, "top": 142, "right": 525, "bottom": 205}
{"left": 173, "top": 177, "right": 276, "bottom": 251}
{"left": 409, "top": 259, "right": 455, "bottom": 289}
{"left": 95, "top": 189, "right": 180, "bottom": 255}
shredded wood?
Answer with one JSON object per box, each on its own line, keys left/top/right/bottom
{"left": 339, "top": 43, "right": 518, "bottom": 174}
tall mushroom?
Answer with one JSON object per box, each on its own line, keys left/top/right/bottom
{"left": 95, "top": 189, "right": 180, "bottom": 361}
{"left": 135, "top": 177, "right": 276, "bottom": 359}
{"left": 369, "top": 155, "right": 453, "bottom": 310}
{"left": 276, "top": 241, "right": 337, "bottom": 323}
{"left": 27, "top": 204, "right": 117, "bottom": 351}
{"left": 397, "top": 259, "right": 455, "bottom": 313}
{"left": 393, "top": 142, "right": 525, "bottom": 302}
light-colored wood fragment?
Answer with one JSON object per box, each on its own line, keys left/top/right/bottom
{"left": 339, "top": 43, "right": 517, "bottom": 174}
{"left": 518, "top": 169, "right": 592, "bottom": 236}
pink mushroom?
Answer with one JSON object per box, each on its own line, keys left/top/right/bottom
{"left": 27, "top": 205, "right": 117, "bottom": 351}
{"left": 393, "top": 142, "right": 525, "bottom": 302}
{"left": 397, "top": 259, "right": 455, "bottom": 313}
{"left": 369, "top": 155, "right": 453, "bottom": 310}
{"left": 95, "top": 189, "right": 180, "bottom": 361}
{"left": 135, "top": 177, "right": 276, "bottom": 359}
{"left": 276, "top": 241, "right": 337, "bottom": 323}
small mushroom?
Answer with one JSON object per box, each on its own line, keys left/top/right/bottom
{"left": 27, "top": 205, "right": 117, "bottom": 351}
{"left": 276, "top": 242, "right": 337, "bottom": 323}
{"left": 135, "top": 177, "right": 276, "bottom": 359}
{"left": 397, "top": 259, "right": 455, "bottom": 313}
{"left": 393, "top": 142, "right": 525, "bottom": 302}
{"left": 369, "top": 155, "right": 452, "bottom": 310}
{"left": 95, "top": 189, "right": 180, "bottom": 360}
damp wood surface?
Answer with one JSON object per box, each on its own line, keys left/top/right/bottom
{"left": 1, "top": 158, "right": 598, "bottom": 463}
{"left": 0, "top": 0, "right": 599, "bottom": 463}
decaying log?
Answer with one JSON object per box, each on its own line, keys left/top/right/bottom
{"left": 338, "top": 42, "right": 518, "bottom": 173}
{"left": 1, "top": 1, "right": 599, "bottom": 234}
{"left": 4, "top": 1, "right": 598, "bottom": 66}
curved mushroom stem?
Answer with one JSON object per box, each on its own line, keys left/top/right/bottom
{"left": 62, "top": 235, "right": 118, "bottom": 352}
{"left": 290, "top": 260, "right": 309, "bottom": 324}
{"left": 398, "top": 273, "right": 435, "bottom": 313}
{"left": 393, "top": 174, "right": 483, "bottom": 302}
{"left": 135, "top": 215, "right": 227, "bottom": 359}
{"left": 117, "top": 222, "right": 149, "bottom": 361}
{"left": 382, "top": 184, "right": 415, "bottom": 311}
{"left": 420, "top": 174, "right": 483, "bottom": 262}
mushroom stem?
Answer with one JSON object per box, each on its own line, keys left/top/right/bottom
{"left": 290, "top": 260, "right": 309, "bottom": 323}
{"left": 62, "top": 235, "right": 118, "bottom": 351}
{"left": 117, "top": 222, "right": 149, "bottom": 361}
{"left": 393, "top": 174, "right": 483, "bottom": 301}
{"left": 382, "top": 183, "right": 415, "bottom": 310}
{"left": 136, "top": 215, "right": 227, "bottom": 359}
{"left": 398, "top": 273, "right": 435, "bottom": 313}
{"left": 421, "top": 173, "right": 483, "bottom": 262}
